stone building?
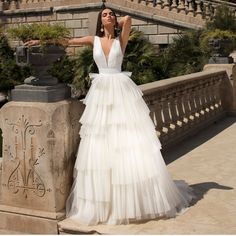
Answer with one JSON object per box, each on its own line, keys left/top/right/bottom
{"left": 1, "top": 0, "right": 228, "bottom": 53}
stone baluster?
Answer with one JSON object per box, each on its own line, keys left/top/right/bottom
{"left": 195, "top": 0, "right": 203, "bottom": 18}
{"left": 162, "top": 0, "right": 170, "bottom": 10}
{"left": 213, "top": 80, "right": 223, "bottom": 113}
{"left": 211, "top": 78, "right": 221, "bottom": 115}
{"left": 187, "top": 0, "right": 194, "bottom": 16}
{"left": 141, "top": 0, "right": 148, "bottom": 6}
{"left": 177, "top": 0, "right": 186, "bottom": 13}
{"left": 182, "top": 90, "right": 193, "bottom": 128}
{"left": 9, "top": 0, "right": 17, "bottom": 10}
{"left": 168, "top": 94, "right": 179, "bottom": 132}
{"left": 170, "top": 0, "right": 178, "bottom": 12}
{"left": 188, "top": 88, "right": 197, "bottom": 123}
{"left": 211, "top": 4, "right": 218, "bottom": 17}
{"left": 204, "top": 2, "right": 211, "bottom": 19}
{"left": 4, "top": 0, "right": 10, "bottom": 10}
{"left": 202, "top": 83, "right": 212, "bottom": 119}
{"left": 207, "top": 79, "right": 217, "bottom": 115}
{"left": 153, "top": 102, "right": 164, "bottom": 137}
{"left": 154, "top": 0, "right": 163, "bottom": 9}
{"left": 161, "top": 98, "right": 172, "bottom": 143}
{"left": 198, "top": 83, "right": 207, "bottom": 119}
{"left": 175, "top": 93, "right": 186, "bottom": 130}
{"left": 194, "top": 87, "right": 203, "bottom": 122}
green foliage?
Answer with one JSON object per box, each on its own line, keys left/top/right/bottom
{"left": 0, "top": 31, "right": 31, "bottom": 91}
{"left": 8, "top": 23, "right": 71, "bottom": 46}
{"left": 206, "top": 4, "right": 236, "bottom": 32}
{"left": 156, "top": 4, "right": 236, "bottom": 79}
{"left": 155, "top": 30, "right": 208, "bottom": 78}
{"left": 200, "top": 29, "right": 236, "bottom": 56}
{"left": 48, "top": 55, "right": 76, "bottom": 84}
{"left": 122, "top": 29, "right": 159, "bottom": 85}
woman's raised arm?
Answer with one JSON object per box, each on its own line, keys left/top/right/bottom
{"left": 118, "top": 15, "right": 131, "bottom": 54}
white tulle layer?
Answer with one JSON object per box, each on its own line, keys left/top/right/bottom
{"left": 66, "top": 72, "right": 194, "bottom": 225}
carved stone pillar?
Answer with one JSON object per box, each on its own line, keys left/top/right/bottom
{"left": 0, "top": 99, "right": 83, "bottom": 234}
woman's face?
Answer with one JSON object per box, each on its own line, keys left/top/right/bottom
{"left": 101, "top": 8, "right": 116, "bottom": 28}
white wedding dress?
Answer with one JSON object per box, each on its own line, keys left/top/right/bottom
{"left": 66, "top": 36, "right": 194, "bottom": 225}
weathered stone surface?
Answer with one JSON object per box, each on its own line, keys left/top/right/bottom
{"left": 0, "top": 99, "right": 83, "bottom": 234}
{"left": 57, "top": 12, "right": 73, "bottom": 20}
{"left": 149, "top": 34, "right": 168, "bottom": 44}
{"left": 11, "top": 84, "right": 71, "bottom": 102}
{"left": 65, "top": 19, "right": 82, "bottom": 28}
{"left": 139, "top": 25, "right": 158, "bottom": 34}
{"left": 158, "top": 25, "right": 178, "bottom": 34}
{"left": 74, "top": 28, "right": 89, "bottom": 37}
{"left": 204, "top": 64, "right": 236, "bottom": 112}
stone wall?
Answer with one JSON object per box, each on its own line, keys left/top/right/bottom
{"left": 0, "top": 1, "right": 189, "bottom": 53}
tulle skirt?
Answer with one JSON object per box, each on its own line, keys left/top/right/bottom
{"left": 66, "top": 71, "right": 194, "bottom": 225}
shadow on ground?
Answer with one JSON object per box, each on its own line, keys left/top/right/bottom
{"left": 162, "top": 116, "right": 236, "bottom": 164}
{"left": 189, "top": 181, "right": 234, "bottom": 206}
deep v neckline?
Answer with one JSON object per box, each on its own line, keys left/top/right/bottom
{"left": 98, "top": 36, "right": 117, "bottom": 66}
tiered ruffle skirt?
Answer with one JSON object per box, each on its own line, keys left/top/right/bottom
{"left": 66, "top": 72, "right": 194, "bottom": 225}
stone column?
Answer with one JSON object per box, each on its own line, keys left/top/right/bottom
{"left": 204, "top": 64, "right": 236, "bottom": 115}
{"left": 0, "top": 99, "right": 84, "bottom": 233}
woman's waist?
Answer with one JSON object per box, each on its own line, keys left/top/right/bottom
{"left": 98, "top": 68, "right": 121, "bottom": 74}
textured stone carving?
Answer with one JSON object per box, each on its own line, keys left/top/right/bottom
{"left": 5, "top": 115, "right": 46, "bottom": 198}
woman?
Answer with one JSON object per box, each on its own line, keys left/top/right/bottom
{"left": 26, "top": 7, "right": 194, "bottom": 226}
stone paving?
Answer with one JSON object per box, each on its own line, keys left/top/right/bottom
{"left": 59, "top": 116, "right": 236, "bottom": 234}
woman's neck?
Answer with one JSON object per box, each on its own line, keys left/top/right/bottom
{"left": 103, "top": 28, "right": 115, "bottom": 39}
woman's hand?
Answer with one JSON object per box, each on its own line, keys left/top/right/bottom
{"left": 24, "top": 40, "right": 40, "bottom": 47}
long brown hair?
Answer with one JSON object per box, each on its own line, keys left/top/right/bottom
{"left": 95, "top": 7, "right": 119, "bottom": 37}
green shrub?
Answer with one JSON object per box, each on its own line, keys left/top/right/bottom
{"left": 8, "top": 23, "right": 71, "bottom": 46}
{"left": 0, "top": 31, "right": 31, "bottom": 91}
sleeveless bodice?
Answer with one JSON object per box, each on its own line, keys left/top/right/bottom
{"left": 93, "top": 36, "right": 124, "bottom": 73}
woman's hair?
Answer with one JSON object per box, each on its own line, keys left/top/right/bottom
{"left": 95, "top": 7, "right": 119, "bottom": 37}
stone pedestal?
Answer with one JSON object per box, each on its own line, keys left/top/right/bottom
{"left": 0, "top": 99, "right": 84, "bottom": 234}
{"left": 204, "top": 64, "right": 236, "bottom": 114}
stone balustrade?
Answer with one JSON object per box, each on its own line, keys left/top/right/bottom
{"left": 133, "top": 0, "right": 236, "bottom": 19}
{"left": 140, "top": 69, "right": 230, "bottom": 148}
{"left": 1, "top": 0, "right": 236, "bottom": 21}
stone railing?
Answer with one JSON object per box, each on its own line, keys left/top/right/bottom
{"left": 140, "top": 69, "right": 230, "bottom": 148}
{"left": 132, "top": 0, "right": 236, "bottom": 19}
{"left": 2, "top": 0, "right": 236, "bottom": 20}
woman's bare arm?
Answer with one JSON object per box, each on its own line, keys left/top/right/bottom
{"left": 24, "top": 35, "right": 94, "bottom": 47}
{"left": 67, "top": 36, "right": 94, "bottom": 46}
{"left": 118, "top": 15, "right": 131, "bottom": 54}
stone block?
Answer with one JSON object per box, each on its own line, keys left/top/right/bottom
{"left": 41, "top": 13, "right": 57, "bottom": 22}
{"left": 74, "top": 28, "right": 89, "bottom": 37}
{"left": 88, "top": 11, "right": 98, "bottom": 35}
{"left": 11, "top": 16, "right": 26, "bottom": 23}
{"left": 65, "top": 19, "right": 82, "bottom": 29}
{"left": 158, "top": 25, "right": 178, "bottom": 34}
{"left": 82, "top": 18, "right": 88, "bottom": 28}
{"left": 73, "top": 12, "right": 89, "bottom": 19}
{"left": 132, "top": 18, "right": 147, "bottom": 25}
{"left": 57, "top": 12, "right": 73, "bottom": 20}
{"left": 0, "top": 99, "right": 83, "bottom": 233}
{"left": 139, "top": 25, "right": 158, "bottom": 35}
{"left": 26, "top": 14, "right": 42, "bottom": 22}
{"left": 149, "top": 34, "right": 168, "bottom": 44}
{"left": 50, "top": 21, "right": 65, "bottom": 26}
